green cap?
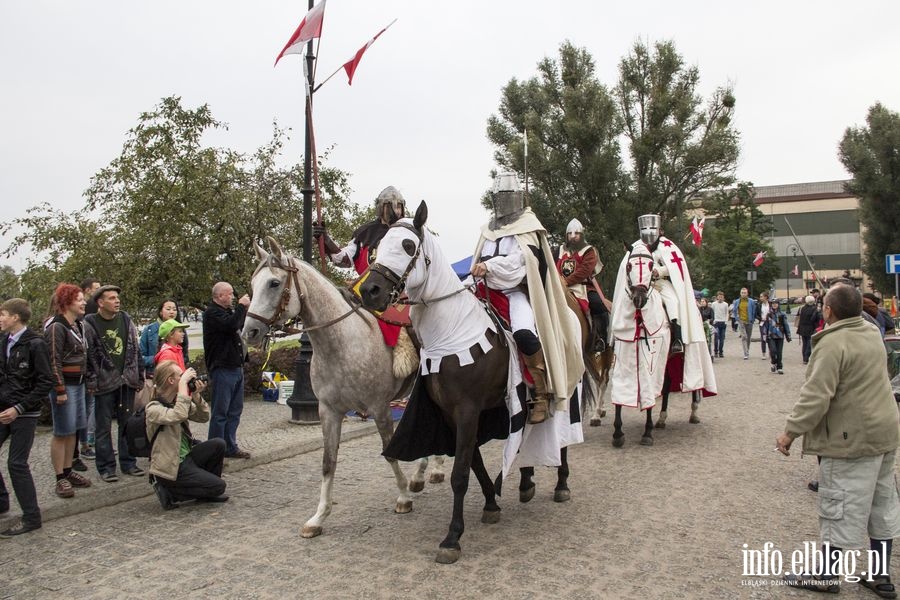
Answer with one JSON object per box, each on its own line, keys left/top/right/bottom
{"left": 158, "top": 319, "right": 189, "bottom": 341}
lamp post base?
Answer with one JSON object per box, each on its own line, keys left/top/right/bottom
{"left": 286, "top": 333, "right": 320, "bottom": 426}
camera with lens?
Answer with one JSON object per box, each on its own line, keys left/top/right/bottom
{"left": 188, "top": 374, "right": 209, "bottom": 394}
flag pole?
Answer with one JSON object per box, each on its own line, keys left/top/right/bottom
{"left": 312, "top": 63, "right": 344, "bottom": 93}
{"left": 523, "top": 128, "right": 529, "bottom": 199}
{"left": 300, "top": 3, "right": 327, "bottom": 272}
{"left": 783, "top": 216, "right": 824, "bottom": 289}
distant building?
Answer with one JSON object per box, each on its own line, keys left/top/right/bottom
{"left": 753, "top": 180, "right": 866, "bottom": 300}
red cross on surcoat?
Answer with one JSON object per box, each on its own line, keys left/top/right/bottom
{"left": 662, "top": 239, "right": 673, "bottom": 247}
{"left": 669, "top": 251, "right": 685, "bottom": 279}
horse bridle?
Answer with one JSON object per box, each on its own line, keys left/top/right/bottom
{"left": 368, "top": 221, "right": 431, "bottom": 306}
{"left": 247, "top": 253, "right": 361, "bottom": 334}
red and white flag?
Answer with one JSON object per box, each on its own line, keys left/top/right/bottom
{"left": 752, "top": 251, "right": 766, "bottom": 267}
{"left": 791, "top": 263, "right": 800, "bottom": 276}
{"left": 342, "top": 19, "right": 397, "bottom": 85}
{"left": 689, "top": 216, "right": 705, "bottom": 247}
{"left": 274, "top": 0, "right": 327, "bottom": 67}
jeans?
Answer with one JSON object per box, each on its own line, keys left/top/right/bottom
{"left": 208, "top": 368, "right": 245, "bottom": 455}
{"left": 739, "top": 322, "right": 754, "bottom": 357}
{"left": 157, "top": 438, "right": 226, "bottom": 501}
{"left": 78, "top": 393, "right": 96, "bottom": 446}
{"left": 768, "top": 337, "right": 784, "bottom": 370}
{"left": 801, "top": 335, "right": 813, "bottom": 363}
{"left": 94, "top": 385, "right": 137, "bottom": 476}
{"left": 713, "top": 322, "right": 726, "bottom": 355}
{"left": 759, "top": 324, "right": 768, "bottom": 355}
{"left": 0, "top": 417, "right": 41, "bottom": 527}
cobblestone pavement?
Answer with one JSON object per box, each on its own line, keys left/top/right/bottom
{"left": 0, "top": 397, "right": 376, "bottom": 531}
{"left": 2, "top": 333, "right": 898, "bottom": 599}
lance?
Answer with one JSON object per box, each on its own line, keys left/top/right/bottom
{"left": 783, "top": 216, "right": 823, "bottom": 289}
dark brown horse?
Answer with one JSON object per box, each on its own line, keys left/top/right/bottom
{"left": 358, "top": 202, "right": 589, "bottom": 563}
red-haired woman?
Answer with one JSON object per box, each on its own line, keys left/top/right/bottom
{"left": 44, "top": 284, "right": 93, "bottom": 498}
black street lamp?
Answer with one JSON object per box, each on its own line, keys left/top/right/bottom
{"left": 286, "top": 0, "right": 320, "bottom": 425}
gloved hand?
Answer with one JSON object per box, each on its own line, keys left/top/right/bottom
{"left": 312, "top": 221, "right": 326, "bottom": 239}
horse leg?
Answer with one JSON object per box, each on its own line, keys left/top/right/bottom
{"left": 554, "top": 446, "right": 571, "bottom": 503}
{"left": 409, "top": 457, "right": 428, "bottom": 493}
{"left": 519, "top": 466, "right": 536, "bottom": 503}
{"left": 373, "top": 410, "right": 413, "bottom": 513}
{"left": 471, "top": 447, "right": 501, "bottom": 524}
{"left": 589, "top": 376, "right": 606, "bottom": 426}
{"left": 655, "top": 375, "right": 671, "bottom": 429}
{"left": 436, "top": 422, "right": 478, "bottom": 564}
{"left": 690, "top": 390, "right": 701, "bottom": 424}
{"left": 428, "top": 455, "right": 446, "bottom": 484}
{"left": 612, "top": 404, "right": 625, "bottom": 447}
{"left": 301, "top": 407, "right": 343, "bottom": 538}
{"left": 641, "top": 407, "right": 654, "bottom": 446}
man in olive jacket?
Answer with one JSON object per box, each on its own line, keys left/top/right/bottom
{"left": 777, "top": 285, "right": 900, "bottom": 594}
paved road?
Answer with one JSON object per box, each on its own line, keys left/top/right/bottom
{"left": 2, "top": 333, "right": 897, "bottom": 599}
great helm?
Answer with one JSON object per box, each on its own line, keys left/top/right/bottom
{"left": 374, "top": 186, "right": 406, "bottom": 223}
{"left": 637, "top": 214, "right": 661, "bottom": 246}
{"left": 490, "top": 172, "right": 526, "bottom": 228}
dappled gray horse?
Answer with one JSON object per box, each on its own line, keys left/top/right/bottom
{"left": 242, "top": 238, "right": 417, "bottom": 538}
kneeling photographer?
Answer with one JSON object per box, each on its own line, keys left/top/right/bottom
{"left": 146, "top": 360, "right": 227, "bottom": 509}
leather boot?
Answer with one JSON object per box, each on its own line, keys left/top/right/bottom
{"left": 591, "top": 314, "right": 608, "bottom": 353}
{"left": 522, "top": 350, "right": 550, "bottom": 424}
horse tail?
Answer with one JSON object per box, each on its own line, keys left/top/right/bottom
{"left": 580, "top": 347, "right": 601, "bottom": 417}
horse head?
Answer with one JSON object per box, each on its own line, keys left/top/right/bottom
{"left": 359, "top": 201, "right": 429, "bottom": 312}
{"left": 626, "top": 240, "right": 655, "bottom": 310}
{"left": 242, "top": 236, "right": 303, "bottom": 346}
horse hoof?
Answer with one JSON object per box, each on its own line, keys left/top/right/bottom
{"left": 395, "top": 500, "right": 413, "bottom": 514}
{"left": 612, "top": 436, "right": 624, "bottom": 448}
{"left": 655, "top": 421, "right": 666, "bottom": 429}
{"left": 429, "top": 473, "right": 445, "bottom": 484}
{"left": 435, "top": 547, "right": 461, "bottom": 564}
{"left": 481, "top": 509, "right": 501, "bottom": 524}
{"left": 640, "top": 436, "right": 654, "bottom": 446}
{"left": 519, "top": 485, "right": 536, "bottom": 503}
{"left": 300, "top": 525, "right": 323, "bottom": 538}
{"left": 689, "top": 415, "right": 701, "bottom": 424}
{"left": 553, "top": 489, "right": 571, "bottom": 503}
{"left": 589, "top": 418, "right": 602, "bottom": 427}
{"left": 408, "top": 480, "right": 425, "bottom": 493}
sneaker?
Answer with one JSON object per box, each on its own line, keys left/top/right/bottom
{"left": 81, "top": 447, "right": 96, "bottom": 460}
{"left": 761, "top": 354, "right": 767, "bottom": 359}
{"left": 99, "top": 472, "right": 119, "bottom": 483}
{"left": 66, "top": 471, "right": 92, "bottom": 488}
{"left": 72, "top": 458, "right": 88, "bottom": 472}
{"left": 743, "top": 356, "right": 749, "bottom": 360}
{"left": 777, "top": 369, "right": 784, "bottom": 375}
{"left": 808, "top": 481, "right": 819, "bottom": 492}
{"left": 226, "top": 449, "right": 251, "bottom": 459}
{"left": 55, "top": 478, "right": 75, "bottom": 498}
{"left": 123, "top": 466, "right": 145, "bottom": 477}
{"left": 771, "top": 365, "right": 777, "bottom": 373}
{"left": 0, "top": 522, "right": 41, "bottom": 538}
{"left": 196, "top": 495, "right": 229, "bottom": 503}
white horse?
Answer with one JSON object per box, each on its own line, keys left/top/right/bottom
{"left": 242, "top": 238, "right": 420, "bottom": 538}
{"left": 609, "top": 240, "right": 671, "bottom": 446}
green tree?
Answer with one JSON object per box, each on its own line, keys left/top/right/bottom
{"left": 617, "top": 40, "right": 739, "bottom": 240}
{"left": 486, "top": 39, "right": 740, "bottom": 288}
{"left": 693, "top": 182, "right": 778, "bottom": 297}
{"left": 838, "top": 103, "right": 900, "bottom": 294}
{"left": 0, "top": 266, "right": 21, "bottom": 301}
{"left": 486, "top": 41, "right": 626, "bottom": 286}
{"left": 2, "top": 96, "right": 363, "bottom": 315}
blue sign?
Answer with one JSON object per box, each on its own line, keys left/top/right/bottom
{"left": 887, "top": 254, "right": 900, "bottom": 274}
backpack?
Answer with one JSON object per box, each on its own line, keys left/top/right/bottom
{"left": 124, "top": 406, "right": 163, "bottom": 458}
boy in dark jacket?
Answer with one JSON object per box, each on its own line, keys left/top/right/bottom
{"left": 0, "top": 298, "right": 53, "bottom": 537}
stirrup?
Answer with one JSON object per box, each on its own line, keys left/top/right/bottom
{"left": 669, "top": 339, "right": 684, "bottom": 355}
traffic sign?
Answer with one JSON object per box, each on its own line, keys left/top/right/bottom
{"left": 887, "top": 254, "right": 900, "bottom": 274}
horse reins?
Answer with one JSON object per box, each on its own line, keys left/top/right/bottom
{"left": 248, "top": 254, "right": 362, "bottom": 336}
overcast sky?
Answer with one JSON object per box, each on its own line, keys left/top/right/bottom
{"left": 2, "top": 1, "right": 898, "bottom": 270}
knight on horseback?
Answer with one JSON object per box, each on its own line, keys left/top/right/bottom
{"left": 313, "top": 186, "right": 416, "bottom": 377}
{"left": 471, "top": 173, "right": 583, "bottom": 424}
{"left": 556, "top": 218, "right": 611, "bottom": 353}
